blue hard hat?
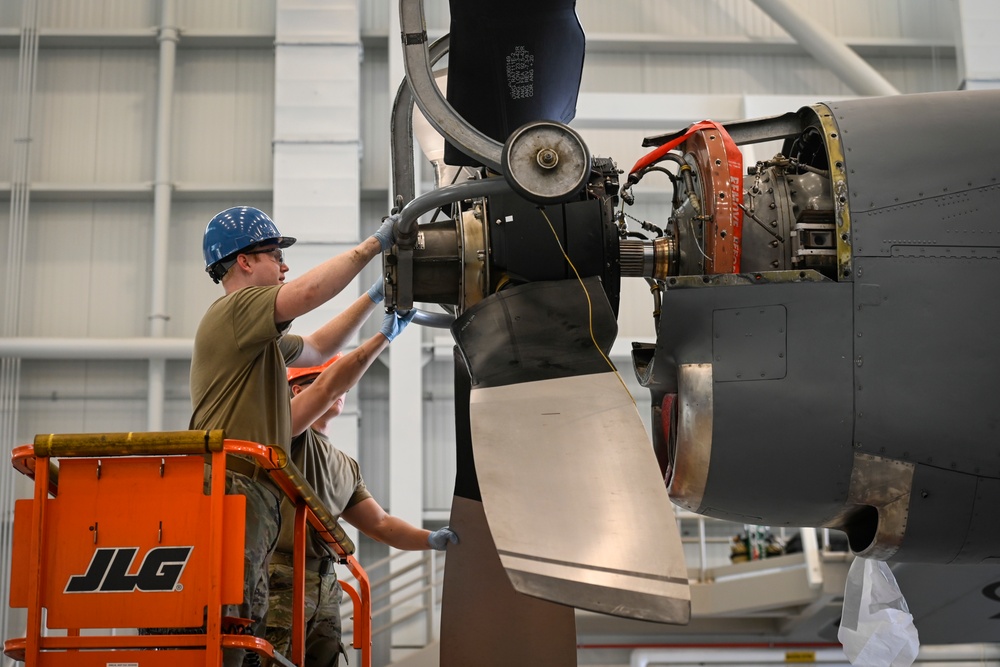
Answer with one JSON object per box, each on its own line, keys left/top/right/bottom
{"left": 203, "top": 206, "right": 296, "bottom": 282}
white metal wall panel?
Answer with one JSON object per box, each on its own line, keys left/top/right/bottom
{"left": 573, "top": 0, "right": 953, "bottom": 41}
{"left": 17, "top": 201, "right": 151, "bottom": 338}
{"left": 275, "top": 45, "right": 359, "bottom": 143}
{"left": 172, "top": 49, "right": 274, "bottom": 184}
{"left": 274, "top": 0, "right": 363, "bottom": 471}
{"left": 870, "top": 54, "right": 958, "bottom": 92}
{"left": 176, "top": 0, "right": 275, "bottom": 32}
{"left": 273, "top": 0, "right": 359, "bottom": 239}
{"left": 0, "top": 6, "right": 20, "bottom": 27}
{"left": 31, "top": 50, "right": 157, "bottom": 183}
{"left": 954, "top": 0, "right": 1000, "bottom": 88}
{"left": 0, "top": 50, "right": 17, "bottom": 183}
{"left": 422, "top": 355, "right": 456, "bottom": 512}
{"left": 359, "top": 0, "right": 388, "bottom": 35}
{"left": 18, "top": 359, "right": 150, "bottom": 433}
{"left": 275, "top": 1, "right": 355, "bottom": 43}
{"left": 357, "top": 365, "right": 389, "bottom": 501}
{"left": 167, "top": 200, "right": 274, "bottom": 337}
{"left": 360, "top": 45, "right": 389, "bottom": 189}
{"left": 36, "top": 0, "right": 156, "bottom": 29}
{"left": 273, "top": 142, "right": 359, "bottom": 243}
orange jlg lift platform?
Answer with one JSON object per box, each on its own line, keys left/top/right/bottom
{"left": 4, "top": 430, "right": 372, "bottom": 667}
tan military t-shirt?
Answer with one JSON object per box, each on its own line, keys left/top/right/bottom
{"left": 275, "top": 428, "right": 373, "bottom": 559}
{"left": 190, "top": 284, "right": 303, "bottom": 448}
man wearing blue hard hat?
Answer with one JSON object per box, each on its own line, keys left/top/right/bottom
{"left": 185, "top": 205, "right": 410, "bottom": 666}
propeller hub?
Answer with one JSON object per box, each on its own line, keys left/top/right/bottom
{"left": 501, "top": 120, "right": 590, "bottom": 204}
{"left": 536, "top": 147, "right": 559, "bottom": 169}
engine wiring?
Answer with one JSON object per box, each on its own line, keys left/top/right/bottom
{"left": 620, "top": 153, "right": 683, "bottom": 209}
{"left": 536, "top": 205, "right": 636, "bottom": 408}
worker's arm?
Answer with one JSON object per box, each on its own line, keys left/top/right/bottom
{"left": 290, "top": 332, "right": 389, "bottom": 436}
{"left": 341, "top": 498, "right": 433, "bottom": 551}
{"left": 294, "top": 289, "right": 380, "bottom": 367}
{"left": 289, "top": 307, "right": 415, "bottom": 435}
{"left": 273, "top": 216, "right": 396, "bottom": 325}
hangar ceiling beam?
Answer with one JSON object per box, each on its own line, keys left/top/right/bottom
{"left": 750, "top": 0, "right": 900, "bottom": 96}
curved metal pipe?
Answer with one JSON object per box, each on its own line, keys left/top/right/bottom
{"left": 390, "top": 34, "right": 450, "bottom": 208}
{"left": 399, "top": 0, "right": 503, "bottom": 171}
{"left": 393, "top": 177, "right": 511, "bottom": 327}
{"left": 396, "top": 176, "right": 510, "bottom": 246}
{"left": 409, "top": 310, "right": 454, "bottom": 329}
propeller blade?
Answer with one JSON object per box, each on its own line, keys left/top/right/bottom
{"left": 440, "top": 497, "right": 576, "bottom": 666}
{"left": 444, "top": 0, "right": 585, "bottom": 166}
{"left": 453, "top": 278, "right": 691, "bottom": 624}
{"left": 439, "top": 347, "right": 576, "bottom": 666}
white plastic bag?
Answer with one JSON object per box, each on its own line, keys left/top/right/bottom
{"left": 838, "top": 557, "right": 920, "bottom": 667}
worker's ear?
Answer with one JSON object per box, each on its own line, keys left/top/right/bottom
{"left": 235, "top": 253, "right": 254, "bottom": 273}
{"left": 290, "top": 383, "right": 302, "bottom": 397}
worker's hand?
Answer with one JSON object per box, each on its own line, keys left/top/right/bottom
{"left": 367, "top": 278, "right": 384, "bottom": 304}
{"left": 373, "top": 213, "right": 399, "bottom": 253}
{"left": 379, "top": 309, "right": 416, "bottom": 342}
{"left": 428, "top": 527, "right": 458, "bottom": 551}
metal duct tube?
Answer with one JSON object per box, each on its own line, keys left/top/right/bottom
{"left": 0, "top": 338, "right": 194, "bottom": 359}
{"left": 396, "top": 177, "right": 510, "bottom": 243}
{"left": 409, "top": 309, "right": 455, "bottom": 328}
{"left": 147, "top": 0, "right": 179, "bottom": 431}
{"left": 2, "top": 0, "right": 40, "bottom": 646}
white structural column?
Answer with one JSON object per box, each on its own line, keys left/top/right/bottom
{"left": 955, "top": 0, "right": 1000, "bottom": 89}
{"left": 273, "top": 0, "right": 363, "bottom": 537}
{"left": 750, "top": 0, "right": 900, "bottom": 97}
{"left": 387, "top": 1, "right": 427, "bottom": 652}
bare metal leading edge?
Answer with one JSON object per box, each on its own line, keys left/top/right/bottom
{"left": 440, "top": 497, "right": 576, "bottom": 666}
{"left": 667, "top": 364, "right": 713, "bottom": 514}
{"left": 470, "top": 372, "right": 690, "bottom": 624}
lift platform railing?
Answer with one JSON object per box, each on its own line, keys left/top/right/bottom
{"left": 4, "top": 430, "right": 371, "bottom": 667}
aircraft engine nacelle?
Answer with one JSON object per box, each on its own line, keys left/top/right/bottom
{"left": 636, "top": 89, "right": 1000, "bottom": 564}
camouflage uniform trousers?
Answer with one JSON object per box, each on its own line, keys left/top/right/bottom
{"left": 265, "top": 560, "right": 347, "bottom": 666}
{"left": 140, "top": 468, "right": 281, "bottom": 667}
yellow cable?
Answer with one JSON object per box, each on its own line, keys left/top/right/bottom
{"left": 537, "top": 207, "right": 636, "bottom": 406}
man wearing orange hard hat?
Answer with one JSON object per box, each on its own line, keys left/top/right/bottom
{"left": 265, "top": 282, "right": 457, "bottom": 666}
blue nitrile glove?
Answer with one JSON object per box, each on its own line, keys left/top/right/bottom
{"left": 428, "top": 527, "right": 458, "bottom": 551}
{"left": 379, "top": 309, "right": 416, "bottom": 342}
{"left": 367, "top": 278, "right": 384, "bottom": 304}
{"left": 373, "top": 213, "right": 400, "bottom": 252}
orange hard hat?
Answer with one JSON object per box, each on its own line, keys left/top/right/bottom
{"left": 287, "top": 353, "right": 342, "bottom": 384}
